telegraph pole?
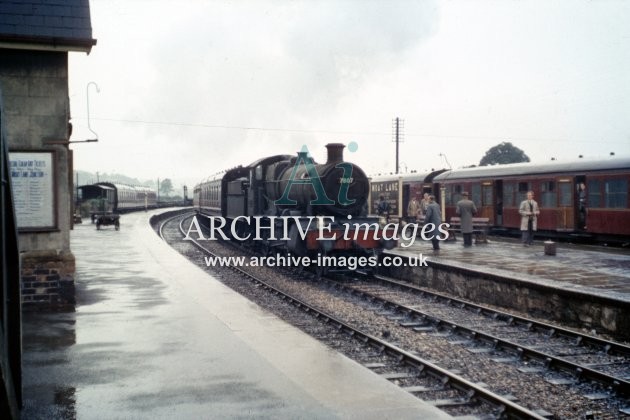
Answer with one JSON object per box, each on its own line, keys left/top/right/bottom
{"left": 392, "top": 118, "right": 404, "bottom": 174}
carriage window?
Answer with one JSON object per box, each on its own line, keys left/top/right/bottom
{"left": 517, "top": 182, "right": 531, "bottom": 203}
{"left": 482, "top": 184, "right": 493, "bottom": 206}
{"left": 452, "top": 184, "right": 462, "bottom": 204}
{"left": 471, "top": 184, "right": 481, "bottom": 206}
{"left": 540, "top": 181, "right": 556, "bottom": 207}
{"left": 255, "top": 165, "right": 263, "bottom": 180}
{"left": 605, "top": 179, "right": 628, "bottom": 208}
{"left": 587, "top": 180, "right": 601, "bottom": 208}
{"left": 444, "top": 185, "right": 452, "bottom": 205}
{"left": 558, "top": 182, "right": 572, "bottom": 207}
{"left": 503, "top": 182, "right": 515, "bottom": 207}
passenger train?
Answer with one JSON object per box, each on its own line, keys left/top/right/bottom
{"left": 194, "top": 144, "right": 396, "bottom": 269}
{"left": 77, "top": 182, "right": 158, "bottom": 216}
{"left": 370, "top": 157, "right": 630, "bottom": 243}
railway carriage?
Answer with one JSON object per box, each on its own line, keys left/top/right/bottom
{"left": 78, "top": 182, "right": 158, "bottom": 229}
{"left": 432, "top": 157, "right": 630, "bottom": 241}
{"left": 368, "top": 170, "right": 447, "bottom": 221}
{"left": 193, "top": 176, "right": 222, "bottom": 214}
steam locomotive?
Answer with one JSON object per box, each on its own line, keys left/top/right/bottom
{"left": 194, "top": 144, "right": 395, "bottom": 269}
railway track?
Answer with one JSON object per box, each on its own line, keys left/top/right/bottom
{"left": 352, "top": 275, "right": 630, "bottom": 380}
{"left": 156, "top": 212, "right": 630, "bottom": 418}
{"left": 320, "top": 275, "right": 630, "bottom": 406}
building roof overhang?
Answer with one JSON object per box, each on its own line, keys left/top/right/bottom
{"left": 0, "top": 34, "right": 96, "bottom": 53}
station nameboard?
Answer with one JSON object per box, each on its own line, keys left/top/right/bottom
{"left": 370, "top": 179, "right": 400, "bottom": 217}
{"left": 9, "top": 151, "right": 57, "bottom": 231}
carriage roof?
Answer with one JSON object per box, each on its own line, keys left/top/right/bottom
{"left": 433, "top": 157, "right": 630, "bottom": 181}
{"left": 370, "top": 169, "right": 448, "bottom": 183}
{"left": 78, "top": 183, "right": 114, "bottom": 191}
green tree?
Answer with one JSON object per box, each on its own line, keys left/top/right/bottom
{"left": 479, "top": 142, "right": 530, "bottom": 166}
{"left": 160, "top": 178, "right": 173, "bottom": 197}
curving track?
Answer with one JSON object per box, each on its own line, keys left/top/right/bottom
{"left": 156, "top": 211, "right": 630, "bottom": 418}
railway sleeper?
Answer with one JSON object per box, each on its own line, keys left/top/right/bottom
{"left": 402, "top": 385, "right": 444, "bottom": 393}
{"left": 427, "top": 397, "right": 475, "bottom": 408}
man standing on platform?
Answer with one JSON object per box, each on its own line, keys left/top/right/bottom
{"left": 519, "top": 190, "right": 540, "bottom": 246}
{"left": 407, "top": 194, "right": 420, "bottom": 223}
{"left": 377, "top": 195, "right": 391, "bottom": 221}
{"left": 423, "top": 195, "right": 442, "bottom": 251}
{"left": 419, "top": 192, "right": 430, "bottom": 216}
{"left": 456, "top": 191, "right": 477, "bottom": 247}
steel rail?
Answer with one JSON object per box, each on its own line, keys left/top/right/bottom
{"left": 371, "top": 274, "right": 630, "bottom": 358}
{"left": 157, "top": 211, "right": 194, "bottom": 241}
{"left": 172, "top": 216, "right": 547, "bottom": 420}
{"left": 329, "top": 275, "right": 630, "bottom": 397}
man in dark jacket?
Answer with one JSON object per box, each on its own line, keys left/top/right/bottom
{"left": 377, "top": 195, "right": 391, "bottom": 220}
{"left": 423, "top": 195, "right": 442, "bottom": 251}
{"left": 456, "top": 192, "right": 477, "bottom": 247}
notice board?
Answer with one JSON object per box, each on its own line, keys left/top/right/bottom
{"left": 9, "top": 151, "right": 57, "bottom": 231}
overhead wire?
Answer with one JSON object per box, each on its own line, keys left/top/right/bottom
{"left": 72, "top": 116, "right": 630, "bottom": 145}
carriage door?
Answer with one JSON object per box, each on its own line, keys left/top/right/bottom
{"left": 557, "top": 178, "right": 574, "bottom": 231}
{"left": 402, "top": 183, "right": 410, "bottom": 218}
{"left": 106, "top": 189, "right": 115, "bottom": 213}
{"left": 575, "top": 176, "right": 587, "bottom": 230}
{"left": 477, "top": 181, "right": 495, "bottom": 224}
{"left": 495, "top": 180, "right": 503, "bottom": 226}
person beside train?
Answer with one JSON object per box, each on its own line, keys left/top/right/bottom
{"left": 419, "top": 192, "right": 430, "bottom": 216}
{"left": 519, "top": 190, "right": 540, "bottom": 246}
{"left": 377, "top": 195, "right": 391, "bottom": 221}
{"left": 407, "top": 195, "right": 421, "bottom": 223}
{"left": 456, "top": 191, "right": 477, "bottom": 247}
{"left": 578, "top": 182, "right": 587, "bottom": 229}
{"left": 423, "top": 195, "right": 442, "bottom": 251}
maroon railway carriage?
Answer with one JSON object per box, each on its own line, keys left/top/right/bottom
{"left": 193, "top": 175, "right": 222, "bottom": 215}
{"left": 368, "top": 169, "right": 448, "bottom": 221}
{"left": 432, "top": 157, "right": 630, "bottom": 241}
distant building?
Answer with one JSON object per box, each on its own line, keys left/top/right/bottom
{"left": 0, "top": 0, "right": 96, "bottom": 308}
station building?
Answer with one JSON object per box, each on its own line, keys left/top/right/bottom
{"left": 0, "top": 1, "right": 96, "bottom": 308}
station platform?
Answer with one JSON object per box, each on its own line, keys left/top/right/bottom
{"left": 384, "top": 234, "right": 630, "bottom": 337}
{"left": 21, "top": 209, "right": 451, "bottom": 419}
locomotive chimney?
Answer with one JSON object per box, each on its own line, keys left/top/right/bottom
{"left": 325, "top": 143, "right": 345, "bottom": 164}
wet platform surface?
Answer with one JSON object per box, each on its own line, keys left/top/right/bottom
{"left": 388, "top": 236, "right": 630, "bottom": 303}
{"left": 21, "top": 210, "right": 451, "bottom": 419}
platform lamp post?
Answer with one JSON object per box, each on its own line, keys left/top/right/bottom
{"left": 46, "top": 82, "right": 100, "bottom": 224}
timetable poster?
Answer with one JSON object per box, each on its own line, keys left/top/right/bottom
{"left": 9, "top": 151, "right": 56, "bottom": 230}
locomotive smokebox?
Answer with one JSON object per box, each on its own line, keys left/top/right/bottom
{"left": 268, "top": 143, "right": 369, "bottom": 217}
{"left": 325, "top": 143, "right": 345, "bottom": 164}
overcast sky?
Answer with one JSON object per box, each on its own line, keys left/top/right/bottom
{"left": 68, "top": 0, "right": 630, "bottom": 190}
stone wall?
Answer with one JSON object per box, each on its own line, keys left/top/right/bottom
{"left": 0, "top": 48, "right": 75, "bottom": 308}
{"left": 382, "top": 261, "right": 630, "bottom": 340}
{"left": 20, "top": 250, "right": 75, "bottom": 308}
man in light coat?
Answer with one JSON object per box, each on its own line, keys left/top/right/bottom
{"left": 519, "top": 190, "right": 540, "bottom": 246}
{"left": 419, "top": 192, "right": 430, "bottom": 216}
{"left": 456, "top": 192, "right": 477, "bottom": 247}
{"left": 407, "top": 195, "right": 421, "bottom": 223}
